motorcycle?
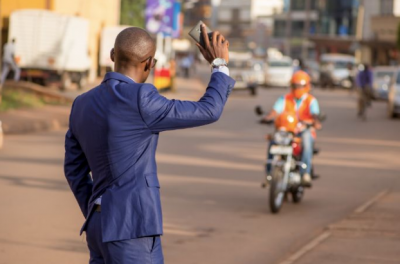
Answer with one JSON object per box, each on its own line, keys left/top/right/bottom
{"left": 255, "top": 106, "right": 325, "bottom": 213}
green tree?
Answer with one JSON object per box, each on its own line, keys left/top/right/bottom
{"left": 397, "top": 22, "right": 400, "bottom": 51}
{"left": 120, "top": 0, "right": 147, "bottom": 27}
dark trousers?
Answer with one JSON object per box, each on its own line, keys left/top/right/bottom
{"left": 86, "top": 211, "right": 164, "bottom": 264}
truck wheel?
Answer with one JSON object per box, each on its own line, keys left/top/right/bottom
{"left": 249, "top": 87, "right": 257, "bottom": 96}
{"left": 61, "top": 72, "right": 72, "bottom": 91}
{"left": 77, "top": 74, "right": 88, "bottom": 90}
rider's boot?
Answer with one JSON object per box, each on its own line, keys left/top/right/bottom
{"left": 302, "top": 173, "right": 312, "bottom": 188}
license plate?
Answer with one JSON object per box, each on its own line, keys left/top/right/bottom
{"left": 270, "top": 146, "right": 292, "bottom": 155}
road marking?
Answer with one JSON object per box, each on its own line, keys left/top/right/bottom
{"left": 164, "top": 228, "right": 198, "bottom": 237}
{"left": 354, "top": 189, "right": 389, "bottom": 214}
{"left": 160, "top": 174, "right": 256, "bottom": 188}
{"left": 319, "top": 137, "right": 400, "bottom": 148}
{"left": 276, "top": 189, "right": 389, "bottom": 264}
{"left": 157, "top": 153, "right": 260, "bottom": 172}
{"left": 277, "top": 231, "right": 331, "bottom": 264}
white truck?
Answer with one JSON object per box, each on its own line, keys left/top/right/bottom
{"left": 99, "top": 26, "right": 129, "bottom": 73}
{"left": 8, "top": 9, "right": 90, "bottom": 90}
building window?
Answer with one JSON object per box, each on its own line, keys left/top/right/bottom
{"left": 292, "top": 21, "right": 305, "bottom": 37}
{"left": 380, "top": 0, "right": 393, "bottom": 15}
{"left": 274, "top": 20, "right": 287, "bottom": 37}
{"left": 292, "top": 0, "right": 306, "bottom": 11}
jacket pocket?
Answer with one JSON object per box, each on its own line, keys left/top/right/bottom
{"left": 145, "top": 173, "right": 160, "bottom": 188}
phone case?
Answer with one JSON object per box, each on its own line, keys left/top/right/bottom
{"left": 188, "top": 20, "right": 213, "bottom": 48}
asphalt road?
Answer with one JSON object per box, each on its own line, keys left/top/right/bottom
{"left": 0, "top": 83, "right": 399, "bottom": 264}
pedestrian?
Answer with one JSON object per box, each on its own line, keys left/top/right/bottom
{"left": 64, "top": 26, "right": 233, "bottom": 264}
{"left": 0, "top": 39, "right": 20, "bottom": 85}
{"left": 356, "top": 64, "right": 373, "bottom": 120}
{"left": 180, "top": 54, "right": 192, "bottom": 78}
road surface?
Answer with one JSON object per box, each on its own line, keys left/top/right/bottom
{"left": 0, "top": 82, "right": 399, "bottom": 264}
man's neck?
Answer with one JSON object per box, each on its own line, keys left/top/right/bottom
{"left": 114, "top": 66, "right": 142, "bottom": 83}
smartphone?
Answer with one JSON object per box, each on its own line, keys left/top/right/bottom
{"left": 188, "top": 20, "right": 213, "bottom": 48}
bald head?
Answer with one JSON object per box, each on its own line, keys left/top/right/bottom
{"left": 113, "top": 27, "right": 155, "bottom": 66}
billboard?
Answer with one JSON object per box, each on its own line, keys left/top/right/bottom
{"left": 146, "top": 0, "right": 174, "bottom": 35}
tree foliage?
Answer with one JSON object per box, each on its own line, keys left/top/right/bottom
{"left": 120, "top": 0, "right": 146, "bottom": 27}
{"left": 397, "top": 22, "right": 400, "bottom": 50}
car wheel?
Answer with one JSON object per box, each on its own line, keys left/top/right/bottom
{"left": 388, "top": 103, "right": 396, "bottom": 119}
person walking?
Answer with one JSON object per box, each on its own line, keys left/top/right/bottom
{"left": 356, "top": 64, "right": 373, "bottom": 120}
{"left": 0, "top": 39, "right": 20, "bottom": 85}
{"left": 64, "top": 26, "right": 233, "bottom": 264}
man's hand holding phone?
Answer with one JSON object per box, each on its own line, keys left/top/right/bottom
{"left": 196, "top": 24, "right": 229, "bottom": 65}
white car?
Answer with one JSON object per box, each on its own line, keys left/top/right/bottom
{"left": 319, "top": 54, "right": 356, "bottom": 89}
{"left": 265, "top": 57, "right": 293, "bottom": 87}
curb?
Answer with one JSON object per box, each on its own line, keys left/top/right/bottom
{"left": 3, "top": 80, "right": 74, "bottom": 104}
{"left": 2, "top": 116, "right": 69, "bottom": 135}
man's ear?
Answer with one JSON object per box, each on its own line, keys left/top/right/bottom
{"left": 144, "top": 57, "right": 151, "bottom": 72}
{"left": 110, "top": 48, "right": 115, "bottom": 62}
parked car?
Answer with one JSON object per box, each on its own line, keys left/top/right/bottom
{"left": 388, "top": 70, "right": 400, "bottom": 118}
{"left": 305, "top": 60, "right": 320, "bottom": 85}
{"left": 319, "top": 54, "right": 356, "bottom": 89}
{"left": 229, "top": 52, "right": 259, "bottom": 95}
{"left": 265, "top": 56, "right": 293, "bottom": 87}
{"left": 251, "top": 59, "right": 266, "bottom": 86}
{"left": 372, "top": 66, "right": 396, "bottom": 101}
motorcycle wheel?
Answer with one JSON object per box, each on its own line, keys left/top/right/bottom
{"left": 269, "top": 166, "right": 285, "bottom": 213}
{"left": 291, "top": 186, "right": 304, "bottom": 203}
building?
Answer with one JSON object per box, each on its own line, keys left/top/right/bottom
{"left": 0, "top": 0, "right": 120, "bottom": 81}
{"left": 271, "top": 0, "right": 319, "bottom": 59}
{"left": 309, "top": 0, "right": 396, "bottom": 63}
{"left": 184, "top": 0, "right": 212, "bottom": 28}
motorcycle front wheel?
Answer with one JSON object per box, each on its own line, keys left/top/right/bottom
{"left": 291, "top": 186, "right": 304, "bottom": 203}
{"left": 269, "top": 166, "right": 285, "bottom": 213}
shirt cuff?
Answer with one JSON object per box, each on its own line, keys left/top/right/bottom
{"left": 212, "top": 66, "right": 230, "bottom": 77}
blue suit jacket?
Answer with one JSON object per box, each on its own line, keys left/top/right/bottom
{"left": 64, "top": 71, "right": 235, "bottom": 242}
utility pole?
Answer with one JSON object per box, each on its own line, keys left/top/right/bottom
{"left": 285, "top": 0, "right": 292, "bottom": 56}
{"left": 302, "top": 0, "right": 311, "bottom": 59}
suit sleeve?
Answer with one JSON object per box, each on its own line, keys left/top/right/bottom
{"left": 64, "top": 101, "right": 93, "bottom": 218}
{"left": 138, "top": 72, "right": 235, "bottom": 132}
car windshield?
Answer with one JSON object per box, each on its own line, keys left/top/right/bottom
{"left": 230, "top": 60, "right": 252, "bottom": 69}
{"left": 268, "top": 61, "right": 291, "bottom": 67}
{"left": 321, "top": 61, "right": 353, "bottom": 69}
{"left": 375, "top": 71, "right": 394, "bottom": 79}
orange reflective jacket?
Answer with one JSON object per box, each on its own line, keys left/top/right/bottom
{"left": 283, "top": 93, "right": 315, "bottom": 122}
{"left": 284, "top": 93, "right": 317, "bottom": 138}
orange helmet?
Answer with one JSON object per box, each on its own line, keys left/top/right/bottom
{"left": 291, "top": 70, "right": 311, "bottom": 99}
{"left": 275, "top": 112, "right": 298, "bottom": 133}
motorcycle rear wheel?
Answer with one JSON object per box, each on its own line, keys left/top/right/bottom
{"left": 269, "top": 166, "right": 285, "bottom": 213}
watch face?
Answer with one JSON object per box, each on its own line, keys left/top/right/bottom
{"left": 213, "top": 58, "right": 226, "bottom": 66}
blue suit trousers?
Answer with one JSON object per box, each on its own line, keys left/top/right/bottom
{"left": 86, "top": 212, "right": 164, "bottom": 264}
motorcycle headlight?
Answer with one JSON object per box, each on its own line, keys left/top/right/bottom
{"left": 273, "top": 131, "right": 293, "bottom": 145}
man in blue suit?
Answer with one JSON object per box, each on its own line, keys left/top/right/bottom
{"left": 64, "top": 26, "right": 234, "bottom": 264}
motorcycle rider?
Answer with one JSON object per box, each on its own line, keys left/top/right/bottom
{"left": 263, "top": 70, "right": 321, "bottom": 187}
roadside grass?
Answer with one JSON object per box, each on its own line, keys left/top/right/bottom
{"left": 0, "top": 89, "right": 46, "bottom": 112}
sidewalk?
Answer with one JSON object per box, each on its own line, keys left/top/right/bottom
{"left": 0, "top": 76, "right": 206, "bottom": 135}
{"left": 279, "top": 190, "right": 400, "bottom": 264}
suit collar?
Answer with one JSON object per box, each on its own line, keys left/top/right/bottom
{"left": 102, "top": 72, "right": 137, "bottom": 84}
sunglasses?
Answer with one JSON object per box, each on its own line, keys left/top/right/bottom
{"left": 141, "top": 56, "right": 157, "bottom": 69}
{"left": 291, "top": 83, "right": 307, "bottom": 89}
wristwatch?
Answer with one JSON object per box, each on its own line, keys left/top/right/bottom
{"left": 211, "top": 58, "right": 228, "bottom": 68}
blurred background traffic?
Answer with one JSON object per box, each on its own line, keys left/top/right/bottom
{"left": 1, "top": 0, "right": 400, "bottom": 116}
{"left": 0, "top": 1, "right": 399, "bottom": 264}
